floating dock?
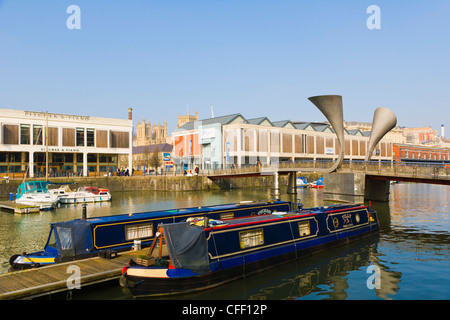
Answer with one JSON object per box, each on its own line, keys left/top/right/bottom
{"left": 0, "top": 250, "right": 148, "bottom": 300}
{"left": 0, "top": 201, "right": 40, "bottom": 214}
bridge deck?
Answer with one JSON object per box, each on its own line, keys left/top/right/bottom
{"left": 206, "top": 161, "right": 449, "bottom": 184}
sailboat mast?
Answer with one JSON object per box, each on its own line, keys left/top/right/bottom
{"left": 45, "top": 111, "right": 48, "bottom": 182}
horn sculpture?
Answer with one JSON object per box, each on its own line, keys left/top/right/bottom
{"left": 308, "top": 95, "right": 345, "bottom": 172}
{"left": 365, "top": 107, "right": 397, "bottom": 161}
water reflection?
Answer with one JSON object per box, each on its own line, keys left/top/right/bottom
{"left": 1, "top": 184, "right": 449, "bottom": 300}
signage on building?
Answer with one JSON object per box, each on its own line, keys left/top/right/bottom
{"left": 24, "top": 111, "right": 90, "bottom": 121}
{"left": 201, "top": 127, "right": 216, "bottom": 140}
{"left": 163, "top": 153, "right": 171, "bottom": 161}
{"left": 165, "top": 161, "right": 173, "bottom": 169}
{"left": 40, "top": 147, "right": 80, "bottom": 152}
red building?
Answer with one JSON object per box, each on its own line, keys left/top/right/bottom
{"left": 393, "top": 143, "right": 449, "bottom": 163}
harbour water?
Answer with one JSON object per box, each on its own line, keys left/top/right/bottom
{"left": 0, "top": 183, "right": 448, "bottom": 300}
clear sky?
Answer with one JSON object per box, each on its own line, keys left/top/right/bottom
{"left": 0, "top": 0, "right": 448, "bottom": 134}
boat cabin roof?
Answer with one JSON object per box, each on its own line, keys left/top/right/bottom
{"left": 205, "top": 203, "right": 366, "bottom": 231}
{"left": 18, "top": 181, "right": 49, "bottom": 192}
{"left": 53, "top": 200, "right": 288, "bottom": 227}
{"left": 206, "top": 211, "right": 315, "bottom": 231}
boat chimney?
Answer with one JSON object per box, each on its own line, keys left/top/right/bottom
{"left": 128, "top": 107, "right": 133, "bottom": 120}
{"left": 82, "top": 204, "right": 87, "bottom": 219}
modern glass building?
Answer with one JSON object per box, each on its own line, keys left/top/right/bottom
{"left": 0, "top": 108, "right": 133, "bottom": 178}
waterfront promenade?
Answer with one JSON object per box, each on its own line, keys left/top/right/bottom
{"left": 1, "top": 160, "right": 448, "bottom": 198}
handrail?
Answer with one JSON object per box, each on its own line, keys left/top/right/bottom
{"left": 203, "top": 159, "right": 450, "bottom": 180}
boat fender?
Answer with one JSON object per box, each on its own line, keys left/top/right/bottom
{"left": 119, "top": 275, "right": 134, "bottom": 288}
{"left": 122, "top": 265, "right": 130, "bottom": 275}
{"left": 103, "top": 249, "right": 118, "bottom": 259}
{"left": 9, "top": 254, "right": 20, "bottom": 267}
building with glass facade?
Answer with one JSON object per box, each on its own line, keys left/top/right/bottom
{"left": 0, "top": 108, "right": 133, "bottom": 178}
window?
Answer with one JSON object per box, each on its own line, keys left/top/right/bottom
{"left": 64, "top": 153, "right": 73, "bottom": 163}
{"left": 239, "top": 229, "right": 264, "bottom": 249}
{"left": 9, "top": 152, "right": 21, "bottom": 162}
{"left": 63, "top": 128, "right": 75, "bottom": 146}
{"left": 86, "top": 128, "right": 95, "bottom": 147}
{"left": 333, "top": 217, "right": 339, "bottom": 229}
{"left": 3, "top": 124, "right": 19, "bottom": 144}
{"left": 125, "top": 223, "right": 153, "bottom": 240}
{"left": 56, "top": 227, "right": 73, "bottom": 250}
{"left": 47, "top": 127, "right": 58, "bottom": 146}
{"left": 220, "top": 212, "right": 234, "bottom": 219}
{"left": 20, "top": 124, "right": 30, "bottom": 144}
{"left": 52, "top": 153, "right": 63, "bottom": 163}
{"left": 96, "top": 130, "right": 108, "bottom": 148}
{"left": 76, "top": 128, "right": 85, "bottom": 147}
{"left": 298, "top": 221, "right": 311, "bottom": 237}
{"left": 87, "top": 154, "right": 97, "bottom": 162}
{"left": 110, "top": 131, "right": 129, "bottom": 148}
{"left": 33, "top": 125, "right": 43, "bottom": 145}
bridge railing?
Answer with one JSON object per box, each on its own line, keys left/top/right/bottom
{"left": 204, "top": 159, "right": 449, "bottom": 180}
{"left": 338, "top": 160, "right": 449, "bottom": 179}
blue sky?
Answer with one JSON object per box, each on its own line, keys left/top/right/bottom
{"left": 0, "top": 0, "right": 448, "bottom": 134}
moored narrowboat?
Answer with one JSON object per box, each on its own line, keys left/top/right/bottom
{"left": 9, "top": 199, "right": 291, "bottom": 269}
{"left": 120, "top": 203, "right": 379, "bottom": 297}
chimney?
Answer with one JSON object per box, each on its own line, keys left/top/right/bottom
{"left": 128, "top": 108, "right": 133, "bottom": 120}
{"left": 441, "top": 124, "right": 445, "bottom": 139}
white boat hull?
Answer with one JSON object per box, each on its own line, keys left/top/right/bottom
{"left": 15, "top": 197, "right": 58, "bottom": 210}
{"left": 58, "top": 192, "right": 111, "bottom": 204}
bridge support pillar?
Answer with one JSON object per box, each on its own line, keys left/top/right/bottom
{"left": 364, "top": 177, "right": 390, "bottom": 202}
{"left": 323, "top": 172, "right": 390, "bottom": 202}
{"left": 287, "top": 172, "right": 297, "bottom": 194}
{"left": 271, "top": 172, "right": 280, "bottom": 196}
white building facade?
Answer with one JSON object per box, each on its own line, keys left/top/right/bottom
{"left": 0, "top": 108, "right": 133, "bottom": 178}
{"left": 172, "top": 113, "right": 394, "bottom": 172}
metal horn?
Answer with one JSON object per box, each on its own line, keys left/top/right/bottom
{"left": 308, "top": 95, "right": 345, "bottom": 172}
{"left": 365, "top": 107, "right": 397, "bottom": 161}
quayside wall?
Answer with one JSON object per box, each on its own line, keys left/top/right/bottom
{"left": 0, "top": 173, "right": 323, "bottom": 198}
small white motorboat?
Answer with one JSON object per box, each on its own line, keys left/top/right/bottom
{"left": 57, "top": 186, "right": 111, "bottom": 204}
{"left": 15, "top": 181, "right": 59, "bottom": 210}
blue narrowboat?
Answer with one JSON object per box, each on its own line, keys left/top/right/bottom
{"left": 9, "top": 200, "right": 291, "bottom": 269}
{"left": 120, "top": 203, "right": 379, "bottom": 297}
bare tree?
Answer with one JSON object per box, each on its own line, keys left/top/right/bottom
{"left": 149, "top": 146, "right": 161, "bottom": 173}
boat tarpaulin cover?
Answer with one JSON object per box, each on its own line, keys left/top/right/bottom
{"left": 54, "top": 219, "right": 94, "bottom": 257}
{"left": 162, "top": 222, "right": 209, "bottom": 273}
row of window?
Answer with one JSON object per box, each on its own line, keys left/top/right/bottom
{"left": 401, "top": 150, "right": 449, "bottom": 160}
{"left": 239, "top": 221, "right": 311, "bottom": 249}
{"left": 0, "top": 152, "right": 118, "bottom": 163}
{"left": 123, "top": 221, "right": 313, "bottom": 250}
{"left": 2, "top": 124, "right": 129, "bottom": 148}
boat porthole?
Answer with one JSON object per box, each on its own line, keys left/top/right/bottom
{"left": 333, "top": 217, "right": 339, "bottom": 228}
{"left": 355, "top": 213, "right": 360, "bottom": 223}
